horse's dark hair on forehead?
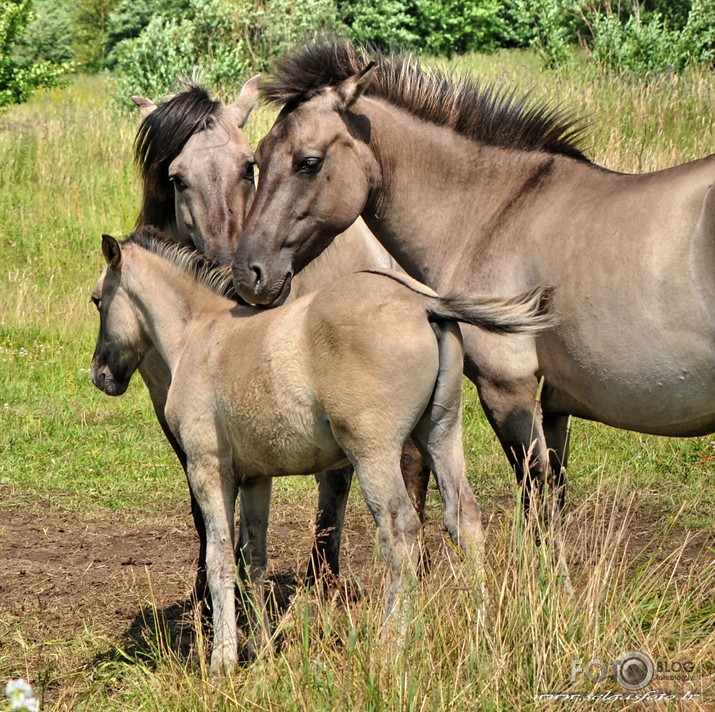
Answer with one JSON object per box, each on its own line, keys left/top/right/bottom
{"left": 134, "top": 86, "right": 222, "bottom": 229}
{"left": 263, "top": 40, "right": 589, "bottom": 161}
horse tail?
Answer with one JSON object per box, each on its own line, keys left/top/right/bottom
{"left": 427, "top": 285, "right": 554, "bottom": 335}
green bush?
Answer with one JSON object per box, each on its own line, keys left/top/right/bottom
{"left": 111, "top": 0, "right": 342, "bottom": 101}
{"left": 0, "top": 0, "right": 71, "bottom": 111}
{"left": 111, "top": 0, "right": 245, "bottom": 101}
{"left": 234, "top": 0, "right": 341, "bottom": 71}
{"left": 587, "top": 0, "right": 714, "bottom": 75}
{"left": 72, "top": 0, "right": 122, "bottom": 72}
{"left": 415, "top": 0, "right": 505, "bottom": 55}
{"left": 12, "top": 0, "right": 75, "bottom": 66}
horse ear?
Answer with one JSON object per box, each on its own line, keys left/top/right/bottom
{"left": 102, "top": 234, "right": 123, "bottom": 270}
{"left": 333, "top": 62, "right": 376, "bottom": 112}
{"left": 231, "top": 75, "right": 260, "bottom": 127}
{"left": 131, "top": 95, "right": 157, "bottom": 118}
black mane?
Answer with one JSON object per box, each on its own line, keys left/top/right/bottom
{"left": 263, "top": 40, "right": 589, "bottom": 161}
{"left": 134, "top": 86, "right": 222, "bottom": 229}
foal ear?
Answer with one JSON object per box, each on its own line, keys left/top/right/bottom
{"left": 333, "top": 63, "right": 376, "bottom": 112}
{"left": 102, "top": 234, "right": 123, "bottom": 271}
{"left": 131, "top": 95, "right": 157, "bottom": 118}
{"left": 231, "top": 75, "right": 260, "bottom": 127}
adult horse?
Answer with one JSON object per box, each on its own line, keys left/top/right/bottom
{"left": 231, "top": 41, "right": 715, "bottom": 560}
{"left": 130, "top": 79, "right": 429, "bottom": 595}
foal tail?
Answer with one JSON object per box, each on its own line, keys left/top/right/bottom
{"left": 427, "top": 285, "right": 554, "bottom": 335}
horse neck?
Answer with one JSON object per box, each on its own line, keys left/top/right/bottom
{"left": 125, "top": 250, "right": 229, "bottom": 373}
{"left": 359, "top": 97, "right": 578, "bottom": 288}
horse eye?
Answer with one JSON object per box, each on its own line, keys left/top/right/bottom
{"left": 169, "top": 175, "right": 188, "bottom": 192}
{"left": 296, "top": 156, "right": 323, "bottom": 175}
{"left": 91, "top": 296, "right": 101, "bottom": 310}
{"left": 244, "top": 163, "right": 255, "bottom": 181}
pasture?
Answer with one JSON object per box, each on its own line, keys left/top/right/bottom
{"left": 0, "top": 51, "right": 714, "bottom": 710}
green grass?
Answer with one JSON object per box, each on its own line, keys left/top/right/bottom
{"left": 0, "top": 54, "right": 714, "bottom": 710}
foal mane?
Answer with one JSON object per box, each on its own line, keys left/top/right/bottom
{"left": 134, "top": 86, "right": 222, "bottom": 229}
{"left": 125, "top": 226, "right": 238, "bottom": 300}
{"left": 263, "top": 40, "right": 588, "bottom": 161}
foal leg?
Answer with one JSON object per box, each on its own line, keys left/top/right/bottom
{"left": 307, "top": 466, "right": 353, "bottom": 585}
{"left": 141, "top": 359, "right": 211, "bottom": 611}
{"left": 332, "top": 428, "right": 422, "bottom": 626}
{"left": 307, "top": 445, "right": 429, "bottom": 585}
{"left": 236, "top": 477, "right": 273, "bottom": 649}
{"left": 187, "top": 457, "right": 240, "bottom": 676}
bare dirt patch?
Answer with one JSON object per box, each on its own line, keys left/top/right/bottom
{"left": 1, "top": 482, "right": 711, "bottom": 706}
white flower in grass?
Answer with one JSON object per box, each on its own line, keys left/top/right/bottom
{"left": 5, "top": 679, "right": 39, "bottom": 712}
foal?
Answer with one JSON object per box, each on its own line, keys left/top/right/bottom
{"left": 91, "top": 230, "right": 551, "bottom": 675}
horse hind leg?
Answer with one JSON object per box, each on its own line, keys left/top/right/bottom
{"left": 330, "top": 422, "right": 422, "bottom": 626}
{"left": 306, "top": 443, "right": 429, "bottom": 588}
{"left": 411, "top": 322, "right": 486, "bottom": 574}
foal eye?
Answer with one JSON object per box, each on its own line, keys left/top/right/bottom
{"left": 296, "top": 156, "right": 323, "bottom": 175}
{"left": 169, "top": 175, "right": 188, "bottom": 192}
{"left": 91, "top": 296, "right": 101, "bottom": 310}
{"left": 243, "top": 163, "right": 255, "bottom": 181}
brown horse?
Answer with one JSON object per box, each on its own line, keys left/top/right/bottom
{"left": 90, "top": 230, "right": 552, "bottom": 674}
{"left": 130, "top": 80, "right": 429, "bottom": 594}
{"left": 231, "top": 41, "right": 715, "bottom": 572}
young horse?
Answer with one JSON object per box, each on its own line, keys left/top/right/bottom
{"left": 90, "top": 230, "right": 552, "bottom": 675}
{"left": 232, "top": 41, "right": 715, "bottom": 575}
{"left": 131, "top": 81, "right": 430, "bottom": 592}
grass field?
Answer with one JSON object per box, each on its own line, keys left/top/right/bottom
{"left": 0, "top": 51, "right": 714, "bottom": 710}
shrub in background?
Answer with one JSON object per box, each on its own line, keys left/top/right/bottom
{"left": 0, "top": 0, "right": 71, "bottom": 111}
{"left": 12, "top": 0, "right": 75, "bottom": 66}
{"left": 111, "top": 0, "right": 247, "bottom": 101}
{"left": 584, "top": 0, "right": 714, "bottom": 75}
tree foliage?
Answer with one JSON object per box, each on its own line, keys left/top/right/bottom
{"left": 0, "top": 0, "right": 71, "bottom": 112}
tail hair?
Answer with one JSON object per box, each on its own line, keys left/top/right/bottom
{"left": 428, "top": 285, "right": 554, "bottom": 335}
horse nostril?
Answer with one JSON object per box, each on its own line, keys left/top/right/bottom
{"left": 250, "top": 263, "right": 263, "bottom": 290}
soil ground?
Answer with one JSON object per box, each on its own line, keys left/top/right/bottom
{"left": 0, "top": 481, "right": 711, "bottom": 706}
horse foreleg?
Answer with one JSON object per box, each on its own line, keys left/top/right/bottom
{"left": 473, "top": 369, "right": 573, "bottom": 589}
{"left": 187, "top": 457, "right": 240, "bottom": 677}
{"left": 236, "top": 477, "right": 273, "bottom": 651}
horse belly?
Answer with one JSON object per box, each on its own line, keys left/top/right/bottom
{"left": 540, "top": 328, "right": 715, "bottom": 436}
{"left": 227, "top": 401, "right": 347, "bottom": 477}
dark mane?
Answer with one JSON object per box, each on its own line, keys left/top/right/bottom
{"left": 134, "top": 86, "right": 222, "bottom": 229}
{"left": 263, "top": 40, "right": 589, "bottom": 161}
{"left": 124, "top": 226, "right": 238, "bottom": 300}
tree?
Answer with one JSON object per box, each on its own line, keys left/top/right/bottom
{"left": 0, "top": 0, "right": 71, "bottom": 111}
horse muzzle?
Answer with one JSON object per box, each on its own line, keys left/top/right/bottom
{"left": 91, "top": 362, "right": 128, "bottom": 396}
{"left": 232, "top": 249, "right": 293, "bottom": 307}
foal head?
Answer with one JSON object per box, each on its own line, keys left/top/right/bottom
{"left": 134, "top": 77, "right": 260, "bottom": 264}
{"left": 90, "top": 234, "right": 145, "bottom": 396}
